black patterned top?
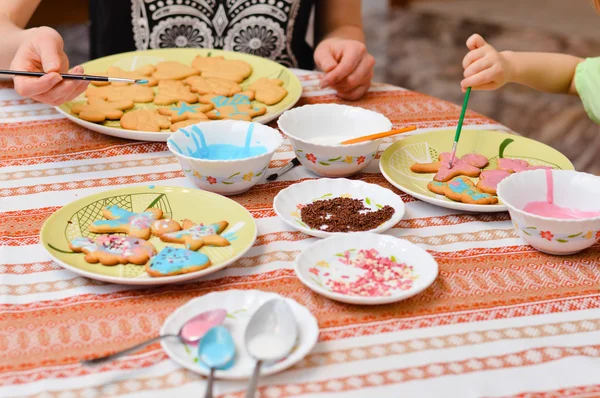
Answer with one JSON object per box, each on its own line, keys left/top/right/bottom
{"left": 89, "top": 0, "right": 316, "bottom": 69}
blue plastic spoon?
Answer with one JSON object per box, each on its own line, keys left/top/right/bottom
{"left": 198, "top": 326, "right": 236, "bottom": 398}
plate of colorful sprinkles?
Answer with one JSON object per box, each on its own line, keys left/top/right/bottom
{"left": 295, "top": 232, "right": 438, "bottom": 305}
{"left": 273, "top": 178, "right": 406, "bottom": 239}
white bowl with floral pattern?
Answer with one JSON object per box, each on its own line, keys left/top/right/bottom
{"left": 273, "top": 178, "right": 406, "bottom": 239}
{"left": 277, "top": 104, "right": 392, "bottom": 177}
{"left": 167, "top": 120, "right": 282, "bottom": 196}
{"left": 497, "top": 169, "right": 600, "bottom": 255}
{"left": 295, "top": 232, "right": 438, "bottom": 305}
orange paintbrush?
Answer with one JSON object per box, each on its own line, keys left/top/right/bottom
{"left": 341, "top": 125, "right": 417, "bottom": 145}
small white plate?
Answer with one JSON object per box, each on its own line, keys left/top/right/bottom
{"left": 160, "top": 290, "right": 319, "bottom": 380}
{"left": 295, "top": 233, "right": 438, "bottom": 305}
{"left": 273, "top": 178, "right": 405, "bottom": 239}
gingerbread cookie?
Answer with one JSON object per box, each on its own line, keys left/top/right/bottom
{"left": 476, "top": 169, "right": 512, "bottom": 195}
{"left": 146, "top": 247, "right": 212, "bottom": 277}
{"left": 497, "top": 158, "right": 552, "bottom": 173}
{"left": 192, "top": 56, "right": 252, "bottom": 83}
{"left": 248, "top": 78, "right": 288, "bottom": 105}
{"left": 120, "top": 109, "right": 171, "bottom": 132}
{"left": 201, "top": 92, "right": 266, "bottom": 121}
{"left": 71, "top": 97, "right": 134, "bottom": 123}
{"left": 159, "top": 219, "right": 230, "bottom": 251}
{"left": 154, "top": 80, "right": 199, "bottom": 106}
{"left": 89, "top": 205, "right": 163, "bottom": 239}
{"left": 86, "top": 84, "right": 155, "bottom": 103}
{"left": 69, "top": 235, "right": 156, "bottom": 266}
{"left": 92, "top": 65, "right": 158, "bottom": 87}
{"left": 151, "top": 61, "right": 199, "bottom": 81}
{"left": 412, "top": 152, "right": 489, "bottom": 182}
{"left": 428, "top": 177, "right": 498, "bottom": 205}
{"left": 151, "top": 219, "right": 182, "bottom": 236}
{"left": 157, "top": 101, "right": 213, "bottom": 122}
{"left": 185, "top": 76, "right": 243, "bottom": 96}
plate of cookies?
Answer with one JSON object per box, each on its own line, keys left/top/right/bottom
{"left": 379, "top": 129, "right": 574, "bottom": 212}
{"left": 40, "top": 186, "right": 257, "bottom": 285}
{"left": 56, "top": 48, "right": 303, "bottom": 142}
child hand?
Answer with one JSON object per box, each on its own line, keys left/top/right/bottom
{"left": 11, "top": 27, "right": 88, "bottom": 105}
{"left": 314, "top": 37, "right": 375, "bottom": 100}
{"left": 461, "top": 34, "right": 512, "bottom": 92}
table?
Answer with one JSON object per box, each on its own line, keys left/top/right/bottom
{"left": 1, "top": 69, "right": 600, "bottom": 398}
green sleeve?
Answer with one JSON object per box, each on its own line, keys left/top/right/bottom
{"left": 575, "top": 57, "right": 600, "bottom": 124}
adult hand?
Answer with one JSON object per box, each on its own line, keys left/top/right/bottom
{"left": 461, "top": 34, "right": 512, "bottom": 92}
{"left": 11, "top": 27, "right": 88, "bottom": 105}
{"left": 314, "top": 37, "right": 375, "bottom": 101}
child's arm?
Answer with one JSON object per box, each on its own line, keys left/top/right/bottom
{"left": 461, "top": 34, "right": 582, "bottom": 95}
{"left": 314, "top": 0, "right": 375, "bottom": 100}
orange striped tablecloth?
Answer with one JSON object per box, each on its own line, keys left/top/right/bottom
{"left": 1, "top": 70, "right": 599, "bottom": 398}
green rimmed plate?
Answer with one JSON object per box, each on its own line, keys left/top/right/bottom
{"left": 379, "top": 129, "right": 575, "bottom": 212}
{"left": 56, "top": 48, "right": 303, "bottom": 142}
{"left": 40, "top": 186, "right": 257, "bottom": 285}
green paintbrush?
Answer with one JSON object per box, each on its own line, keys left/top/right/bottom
{"left": 448, "top": 86, "right": 471, "bottom": 168}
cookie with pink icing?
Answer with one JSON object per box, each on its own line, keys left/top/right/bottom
{"left": 428, "top": 177, "right": 498, "bottom": 205}
{"left": 497, "top": 158, "right": 552, "bottom": 173}
{"left": 476, "top": 169, "right": 512, "bottom": 195}
{"left": 411, "top": 152, "right": 489, "bottom": 182}
{"left": 89, "top": 205, "right": 163, "bottom": 240}
{"left": 69, "top": 235, "right": 156, "bottom": 266}
{"left": 159, "top": 219, "right": 230, "bottom": 251}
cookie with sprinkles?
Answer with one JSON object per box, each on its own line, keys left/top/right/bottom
{"left": 146, "top": 246, "right": 212, "bottom": 277}
{"left": 69, "top": 235, "right": 156, "bottom": 266}
{"left": 159, "top": 219, "right": 230, "bottom": 251}
{"left": 89, "top": 205, "right": 163, "bottom": 240}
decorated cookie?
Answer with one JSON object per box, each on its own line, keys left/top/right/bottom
{"left": 152, "top": 61, "right": 199, "bottom": 80}
{"left": 154, "top": 80, "right": 199, "bottom": 106}
{"left": 157, "top": 101, "right": 213, "bottom": 122}
{"left": 92, "top": 65, "right": 158, "bottom": 87}
{"left": 428, "top": 177, "right": 498, "bottom": 205}
{"left": 497, "top": 158, "right": 552, "bottom": 173}
{"left": 151, "top": 219, "right": 182, "bottom": 236}
{"left": 159, "top": 219, "right": 230, "bottom": 251}
{"left": 411, "top": 152, "right": 489, "bottom": 182}
{"left": 69, "top": 235, "right": 156, "bottom": 266}
{"left": 86, "top": 84, "right": 155, "bottom": 103}
{"left": 248, "top": 78, "right": 288, "bottom": 105}
{"left": 476, "top": 169, "right": 512, "bottom": 195}
{"left": 120, "top": 109, "right": 171, "bottom": 132}
{"left": 71, "top": 97, "right": 134, "bottom": 123}
{"left": 192, "top": 56, "right": 252, "bottom": 83}
{"left": 185, "top": 76, "right": 242, "bottom": 96}
{"left": 146, "top": 247, "right": 212, "bottom": 277}
{"left": 89, "top": 205, "right": 163, "bottom": 239}
{"left": 201, "top": 92, "right": 267, "bottom": 121}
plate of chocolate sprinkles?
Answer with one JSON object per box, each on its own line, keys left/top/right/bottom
{"left": 273, "top": 179, "right": 405, "bottom": 238}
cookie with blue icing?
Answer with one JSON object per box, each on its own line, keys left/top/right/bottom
{"left": 89, "top": 205, "right": 163, "bottom": 240}
{"left": 146, "top": 246, "right": 212, "bottom": 277}
{"left": 159, "top": 219, "right": 230, "bottom": 251}
{"left": 69, "top": 235, "right": 156, "bottom": 266}
{"left": 428, "top": 177, "right": 498, "bottom": 205}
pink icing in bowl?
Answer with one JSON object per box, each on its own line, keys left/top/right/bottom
{"left": 497, "top": 169, "right": 600, "bottom": 255}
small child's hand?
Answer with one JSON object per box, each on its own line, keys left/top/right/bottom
{"left": 461, "top": 34, "right": 512, "bottom": 92}
{"left": 11, "top": 27, "right": 88, "bottom": 105}
{"left": 314, "top": 37, "right": 375, "bottom": 100}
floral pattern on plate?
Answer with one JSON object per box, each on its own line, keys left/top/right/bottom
{"left": 296, "top": 149, "right": 376, "bottom": 166}
{"left": 516, "top": 222, "right": 600, "bottom": 243}
{"left": 184, "top": 166, "right": 268, "bottom": 185}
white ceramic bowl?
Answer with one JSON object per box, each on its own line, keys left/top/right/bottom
{"left": 273, "top": 178, "right": 405, "bottom": 238}
{"left": 277, "top": 104, "right": 392, "bottom": 177}
{"left": 167, "top": 120, "right": 282, "bottom": 195}
{"left": 160, "top": 290, "right": 319, "bottom": 380}
{"left": 295, "top": 233, "right": 438, "bottom": 305}
{"left": 497, "top": 169, "right": 600, "bottom": 255}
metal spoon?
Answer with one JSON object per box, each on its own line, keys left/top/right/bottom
{"left": 198, "top": 326, "right": 236, "bottom": 398}
{"left": 244, "top": 299, "right": 298, "bottom": 398}
{"left": 81, "top": 308, "right": 227, "bottom": 367}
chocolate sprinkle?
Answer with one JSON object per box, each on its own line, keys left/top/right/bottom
{"left": 300, "top": 197, "right": 395, "bottom": 233}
